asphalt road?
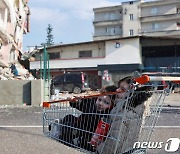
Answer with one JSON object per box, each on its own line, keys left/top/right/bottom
{"left": 0, "top": 106, "right": 83, "bottom": 154}
{"left": 0, "top": 99, "right": 179, "bottom": 154}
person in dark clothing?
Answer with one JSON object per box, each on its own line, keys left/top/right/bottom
{"left": 59, "top": 85, "right": 117, "bottom": 151}
{"left": 10, "top": 63, "right": 18, "bottom": 76}
{"left": 116, "top": 76, "right": 153, "bottom": 108}
{"left": 96, "top": 76, "right": 153, "bottom": 154}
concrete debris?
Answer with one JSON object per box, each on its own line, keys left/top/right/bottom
{"left": 0, "top": 64, "right": 35, "bottom": 80}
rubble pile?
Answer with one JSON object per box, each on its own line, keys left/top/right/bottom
{"left": 0, "top": 64, "right": 35, "bottom": 80}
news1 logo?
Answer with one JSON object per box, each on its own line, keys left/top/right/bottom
{"left": 133, "top": 138, "right": 180, "bottom": 152}
{"left": 165, "top": 138, "right": 180, "bottom": 152}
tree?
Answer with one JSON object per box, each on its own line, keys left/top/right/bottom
{"left": 46, "top": 24, "right": 54, "bottom": 46}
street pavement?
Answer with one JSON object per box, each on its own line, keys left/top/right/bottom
{"left": 0, "top": 93, "right": 179, "bottom": 154}
{"left": 0, "top": 106, "right": 83, "bottom": 154}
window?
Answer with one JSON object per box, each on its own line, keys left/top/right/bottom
{"left": 177, "top": 22, "right": 180, "bottom": 27}
{"left": 105, "top": 27, "right": 109, "bottom": 33}
{"left": 54, "top": 76, "right": 64, "bottom": 84}
{"left": 65, "top": 74, "right": 73, "bottom": 83}
{"left": 177, "top": 8, "right": 180, "bottom": 13}
{"left": 105, "top": 13, "right": 109, "bottom": 20}
{"left": 112, "top": 27, "right": 116, "bottom": 34}
{"left": 152, "top": 23, "right": 160, "bottom": 30}
{"left": 129, "top": 1, "right": 133, "bottom": 5}
{"left": 105, "top": 27, "right": 116, "bottom": 34}
{"left": 110, "top": 13, "right": 115, "bottom": 20}
{"left": 49, "top": 52, "right": 60, "bottom": 59}
{"left": 129, "top": 29, "right": 134, "bottom": 36}
{"left": 115, "top": 42, "right": 120, "bottom": 48}
{"left": 79, "top": 50, "right": 92, "bottom": 58}
{"left": 105, "top": 12, "right": 115, "bottom": 20}
{"left": 151, "top": 8, "right": 159, "bottom": 15}
{"left": 129, "top": 14, "right": 133, "bottom": 20}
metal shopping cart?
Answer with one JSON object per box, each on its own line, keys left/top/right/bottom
{"left": 42, "top": 75, "right": 180, "bottom": 154}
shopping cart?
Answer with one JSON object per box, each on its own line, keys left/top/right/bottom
{"left": 42, "top": 75, "right": 180, "bottom": 154}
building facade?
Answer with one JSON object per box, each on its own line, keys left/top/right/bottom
{"left": 30, "top": 0, "right": 180, "bottom": 88}
{"left": 0, "top": 0, "right": 30, "bottom": 67}
{"left": 30, "top": 37, "right": 142, "bottom": 87}
{"left": 140, "top": 0, "right": 180, "bottom": 37}
{"left": 30, "top": 36, "right": 180, "bottom": 87}
{"left": 93, "top": 0, "right": 180, "bottom": 40}
{"left": 93, "top": 0, "right": 141, "bottom": 40}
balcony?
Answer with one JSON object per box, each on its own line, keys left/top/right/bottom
{"left": 139, "top": 25, "right": 180, "bottom": 33}
{"left": 94, "top": 27, "right": 123, "bottom": 38}
{"left": 93, "top": 20, "right": 122, "bottom": 27}
{"left": 94, "top": 31, "right": 123, "bottom": 37}
{"left": 140, "top": 13, "right": 180, "bottom": 22}
{"left": 94, "top": 16, "right": 123, "bottom": 23}
{"left": 93, "top": 34, "right": 123, "bottom": 41}
{"left": 139, "top": 27, "right": 180, "bottom": 38}
{"left": 141, "top": 0, "right": 180, "bottom": 7}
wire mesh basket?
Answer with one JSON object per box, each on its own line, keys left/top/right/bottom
{"left": 42, "top": 75, "right": 179, "bottom": 154}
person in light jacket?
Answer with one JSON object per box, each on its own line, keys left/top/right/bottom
{"left": 96, "top": 76, "right": 153, "bottom": 154}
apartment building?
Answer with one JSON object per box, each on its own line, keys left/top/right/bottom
{"left": 30, "top": 0, "right": 180, "bottom": 87}
{"left": 93, "top": 0, "right": 141, "bottom": 40}
{"left": 93, "top": 0, "right": 180, "bottom": 40}
{"left": 93, "top": 5, "right": 124, "bottom": 41}
{"left": 140, "top": 0, "right": 180, "bottom": 37}
{"left": 0, "top": 0, "right": 30, "bottom": 67}
{"left": 93, "top": 0, "right": 180, "bottom": 74}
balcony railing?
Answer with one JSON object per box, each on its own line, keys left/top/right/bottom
{"left": 140, "top": 12, "right": 180, "bottom": 21}
{"left": 139, "top": 26, "right": 178, "bottom": 33}
{"left": 94, "top": 31, "right": 123, "bottom": 37}
{"left": 93, "top": 17, "right": 123, "bottom": 23}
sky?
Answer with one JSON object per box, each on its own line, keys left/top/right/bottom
{"left": 23, "top": 0, "right": 150, "bottom": 51}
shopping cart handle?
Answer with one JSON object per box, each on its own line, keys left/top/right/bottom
{"left": 135, "top": 75, "right": 180, "bottom": 84}
{"left": 43, "top": 102, "right": 50, "bottom": 108}
{"left": 174, "top": 81, "right": 180, "bottom": 84}
{"left": 134, "top": 75, "right": 150, "bottom": 84}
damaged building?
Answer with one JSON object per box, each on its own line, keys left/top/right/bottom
{"left": 0, "top": 0, "right": 30, "bottom": 79}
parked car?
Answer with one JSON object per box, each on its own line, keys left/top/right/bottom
{"left": 51, "top": 72, "right": 90, "bottom": 94}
